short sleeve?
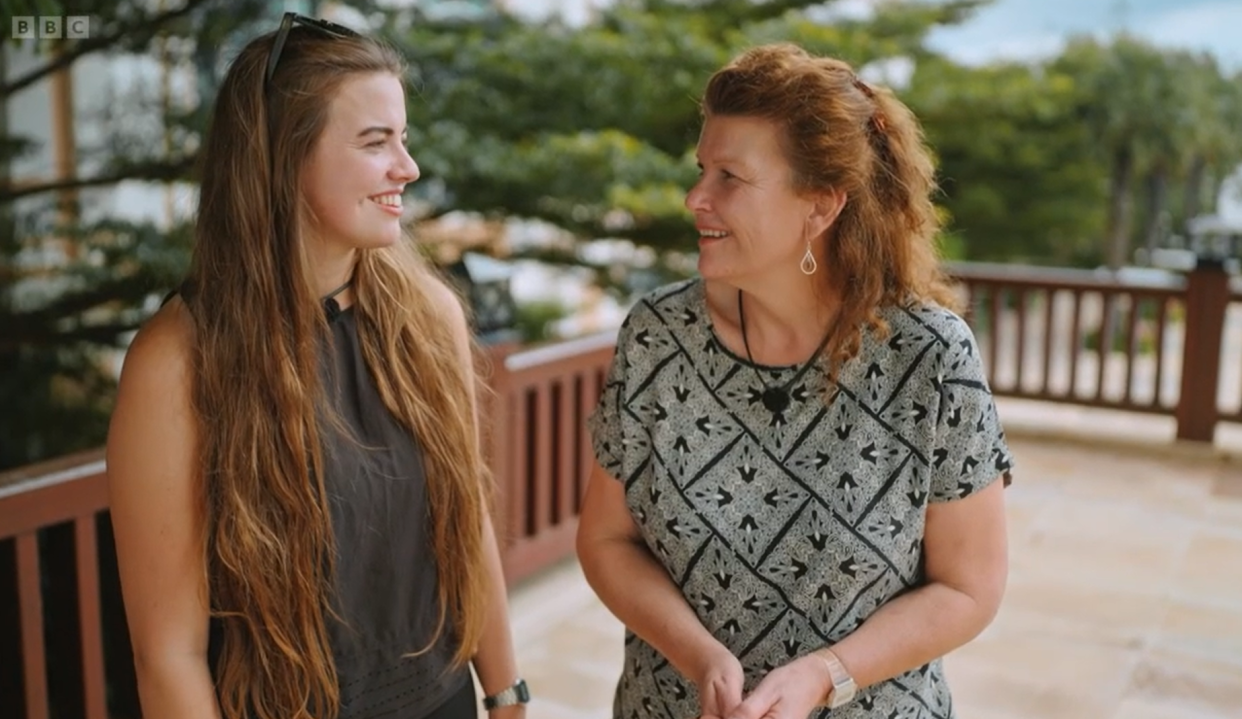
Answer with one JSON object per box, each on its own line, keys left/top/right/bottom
{"left": 929, "top": 316, "right": 1014, "bottom": 502}
{"left": 587, "top": 315, "right": 632, "bottom": 480}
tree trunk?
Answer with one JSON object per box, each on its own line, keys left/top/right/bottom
{"left": 1106, "top": 144, "right": 1135, "bottom": 269}
{"left": 0, "top": 46, "right": 11, "bottom": 250}
{"left": 1183, "top": 155, "right": 1206, "bottom": 234}
{"left": 1143, "top": 167, "right": 1169, "bottom": 260}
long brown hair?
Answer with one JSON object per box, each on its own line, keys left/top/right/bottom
{"left": 188, "top": 25, "right": 489, "bottom": 719}
{"left": 702, "top": 43, "right": 959, "bottom": 382}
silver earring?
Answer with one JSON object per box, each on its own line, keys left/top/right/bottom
{"left": 800, "top": 242, "right": 818, "bottom": 275}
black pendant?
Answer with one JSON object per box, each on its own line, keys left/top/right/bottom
{"left": 761, "top": 386, "right": 790, "bottom": 414}
{"left": 323, "top": 296, "right": 342, "bottom": 321}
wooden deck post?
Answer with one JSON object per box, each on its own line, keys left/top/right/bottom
{"left": 1176, "top": 257, "right": 1230, "bottom": 442}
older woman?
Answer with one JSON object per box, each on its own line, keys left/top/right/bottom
{"left": 577, "top": 43, "right": 1012, "bottom": 719}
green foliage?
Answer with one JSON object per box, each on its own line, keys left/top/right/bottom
{"left": 7, "top": 0, "right": 1242, "bottom": 474}
{"left": 906, "top": 57, "right": 1107, "bottom": 266}
{"left": 397, "top": 0, "right": 985, "bottom": 256}
{"left": 513, "top": 300, "right": 571, "bottom": 343}
{"left": 1, "top": 0, "right": 274, "bottom": 470}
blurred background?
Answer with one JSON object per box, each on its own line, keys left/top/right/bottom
{"left": 4, "top": 0, "right": 1241, "bottom": 471}
{"left": 3, "top": 1, "right": 1242, "bottom": 718}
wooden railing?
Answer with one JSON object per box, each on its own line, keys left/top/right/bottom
{"left": 0, "top": 452, "right": 110, "bottom": 719}
{"left": 482, "top": 333, "right": 615, "bottom": 584}
{"left": 5, "top": 259, "right": 1242, "bottom": 717}
{"left": 949, "top": 260, "right": 1237, "bottom": 440}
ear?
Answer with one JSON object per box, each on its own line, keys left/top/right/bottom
{"left": 806, "top": 187, "right": 847, "bottom": 238}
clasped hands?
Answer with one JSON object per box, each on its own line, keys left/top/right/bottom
{"left": 694, "top": 645, "right": 831, "bottom": 719}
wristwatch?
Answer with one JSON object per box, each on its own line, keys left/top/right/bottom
{"left": 482, "top": 678, "right": 530, "bottom": 710}
{"left": 814, "top": 650, "right": 857, "bottom": 709}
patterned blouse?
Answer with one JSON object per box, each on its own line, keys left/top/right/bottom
{"left": 588, "top": 279, "right": 1013, "bottom": 719}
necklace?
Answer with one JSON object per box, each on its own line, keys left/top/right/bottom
{"left": 737, "top": 290, "right": 833, "bottom": 415}
{"left": 322, "top": 278, "right": 353, "bottom": 321}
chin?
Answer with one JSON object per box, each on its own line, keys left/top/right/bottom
{"left": 357, "top": 230, "right": 402, "bottom": 249}
{"left": 697, "top": 257, "right": 740, "bottom": 283}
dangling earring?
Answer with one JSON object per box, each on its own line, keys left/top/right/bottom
{"left": 800, "top": 240, "right": 818, "bottom": 275}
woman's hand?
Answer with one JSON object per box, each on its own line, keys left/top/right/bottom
{"left": 725, "top": 653, "right": 830, "bottom": 719}
{"left": 693, "top": 644, "right": 746, "bottom": 719}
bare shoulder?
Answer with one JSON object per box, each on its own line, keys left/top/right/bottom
{"left": 107, "top": 297, "right": 197, "bottom": 484}
{"left": 118, "top": 297, "right": 195, "bottom": 389}
{"left": 424, "top": 273, "right": 468, "bottom": 324}
{"left": 422, "top": 273, "right": 472, "bottom": 349}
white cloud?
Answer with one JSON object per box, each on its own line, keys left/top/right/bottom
{"left": 934, "top": 31, "right": 1068, "bottom": 67}
{"left": 806, "top": 0, "right": 880, "bottom": 24}
{"left": 925, "top": 0, "right": 1242, "bottom": 71}
{"left": 1137, "top": 1, "right": 1242, "bottom": 68}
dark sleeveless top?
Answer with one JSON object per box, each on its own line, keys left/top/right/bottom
{"left": 200, "top": 295, "right": 469, "bottom": 718}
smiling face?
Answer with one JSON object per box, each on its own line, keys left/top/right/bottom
{"left": 301, "top": 72, "right": 419, "bottom": 256}
{"left": 686, "top": 114, "right": 844, "bottom": 288}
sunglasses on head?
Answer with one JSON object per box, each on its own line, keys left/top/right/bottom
{"left": 265, "top": 12, "right": 361, "bottom": 88}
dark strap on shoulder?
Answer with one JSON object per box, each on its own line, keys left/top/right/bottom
{"left": 160, "top": 280, "right": 195, "bottom": 308}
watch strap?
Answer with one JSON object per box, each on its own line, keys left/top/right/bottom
{"left": 482, "top": 678, "right": 530, "bottom": 710}
{"left": 814, "top": 650, "right": 857, "bottom": 708}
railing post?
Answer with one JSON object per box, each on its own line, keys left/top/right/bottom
{"left": 1176, "top": 257, "right": 1230, "bottom": 442}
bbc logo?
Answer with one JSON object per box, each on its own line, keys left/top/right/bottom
{"left": 12, "top": 16, "right": 91, "bottom": 40}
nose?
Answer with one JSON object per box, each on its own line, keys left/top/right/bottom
{"left": 685, "top": 177, "right": 709, "bottom": 213}
{"left": 393, "top": 145, "right": 420, "bottom": 183}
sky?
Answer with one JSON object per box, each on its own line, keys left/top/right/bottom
{"left": 922, "top": 0, "right": 1242, "bottom": 71}
{"left": 504, "top": 0, "right": 1242, "bottom": 72}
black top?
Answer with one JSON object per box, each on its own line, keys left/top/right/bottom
{"left": 204, "top": 300, "right": 467, "bottom": 718}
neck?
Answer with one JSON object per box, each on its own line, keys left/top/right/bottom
{"left": 309, "top": 244, "right": 358, "bottom": 307}
{"left": 733, "top": 277, "right": 837, "bottom": 350}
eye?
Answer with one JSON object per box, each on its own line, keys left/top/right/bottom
{"left": 720, "top": 169, "right": 736, "bottom": 180}
{"left": 367, "top": 139, "right": 386, "bottom": 148}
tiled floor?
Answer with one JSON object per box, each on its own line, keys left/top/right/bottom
{"left": 498, "top": 403, "right": 1242, "bottom": 719}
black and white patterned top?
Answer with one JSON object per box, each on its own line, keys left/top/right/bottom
{"left": 588, "top": 279, "right": 1013, "bottom": 719}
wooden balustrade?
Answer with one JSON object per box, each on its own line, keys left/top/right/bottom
{"left": 5, "top": 259, "right": 1242, "bottom": 717}
{"left": 483, "top": 332, "right": 615, "bottom": 584}
{"left": 0, "top": 451, "right": 110, "bottom": 719}
{"left": 949, "top": 262, "right": 1187, "bottom": 416}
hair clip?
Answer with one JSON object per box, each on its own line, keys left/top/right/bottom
{"left": 851, "top": 76, "right": 876, "bottom": 99}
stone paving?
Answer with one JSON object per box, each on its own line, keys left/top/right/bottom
{"left": 492, "top": 400, "right": 1242, "bottom": 719}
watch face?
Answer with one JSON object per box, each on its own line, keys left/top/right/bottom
{"left": 515, "top": 679, "right": 530, "bottom": 702}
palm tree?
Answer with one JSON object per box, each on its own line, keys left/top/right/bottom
{"left": 1055, "top": 35, "right": 1172, "bottom": 269}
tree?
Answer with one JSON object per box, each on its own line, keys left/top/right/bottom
{"left": 1, "top": 0, "right": 279, "bottom": 471}
{"left": 393, "top": 0, "right": 989, "bottom": 264}
{"left": 0, "top": 0, "right": 996, "bottom": 471}
{"left": 1, "top": 0, "right": 1031, "bottom": 469}
{"left": 904, "top": 56, "right": 1107, "bottom": 266}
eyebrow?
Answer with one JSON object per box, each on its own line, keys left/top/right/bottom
{"left": 696, "top": 155, "right": 747, "bottom": 169}
{"left": 356, "top": 126, "right": 407, "bottom": 138}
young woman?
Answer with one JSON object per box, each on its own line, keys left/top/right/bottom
{"left": 107, "top": 15, "right": 527, "bottom": 719}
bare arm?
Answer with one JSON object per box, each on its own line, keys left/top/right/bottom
{"left": 106, "top": 301, "right": 221, "bottom": 719}
{"left": 433, "top": 280, "right": 522, "bottom": 717}
{"left": 471, "top": 512, "right": 523, "bottom": 717}
{"left": 576, "top": 463, "right": 745, "bottom": 716}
